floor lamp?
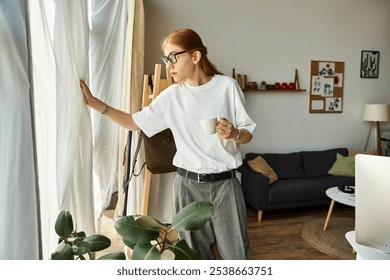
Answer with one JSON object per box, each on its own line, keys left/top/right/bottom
{"left": 363, "top": 104, "right": 390, "bottom": 156}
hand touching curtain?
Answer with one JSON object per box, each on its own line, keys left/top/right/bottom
{"left": 54, "top": 0, "right": 95, "bottom": 235}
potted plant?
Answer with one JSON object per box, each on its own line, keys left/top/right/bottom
{"left": 115, "top": 200, "right": 214, "bottom": 260}
{"left": 51, "top": 210, "right": 126, "bottom": 260}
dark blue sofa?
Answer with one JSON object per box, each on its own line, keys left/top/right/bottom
{"left": 239, "top": 148, "right": 355, "bottom": 221}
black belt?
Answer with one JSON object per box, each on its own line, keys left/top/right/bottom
{"left": 176, "top": 168, "right": 235, "bottom": 183}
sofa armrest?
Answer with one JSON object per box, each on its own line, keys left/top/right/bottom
{"left": 239, "top": 161, "right": 271, "bottom": 211}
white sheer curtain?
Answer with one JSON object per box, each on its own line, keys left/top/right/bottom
{"left": 90, "top": 0, "right": 127, "bottom": 215}
{"left": 0, "top": 0, "right": 40, "bottom": 259}
{"left": 32, "top": 0, "right": 137, "bottom": 258}
{"left": 53, "top": 0, "right": 96, "bottom": 236}
{"left": 29, "top": 0, "right": 95, "bottom": 258}
{"left": 1, "top": 0, "right": 141, "bottom": 259}
{"left": 29, "top": 0, "right": 58, "bottom": 259}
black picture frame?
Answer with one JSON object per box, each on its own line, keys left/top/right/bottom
{"left": 360, "top": 50, "right": 379, "bottom": 78}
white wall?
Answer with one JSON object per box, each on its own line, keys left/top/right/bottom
{"left": 144, "top": 0, "right": 390, "bottom": 155}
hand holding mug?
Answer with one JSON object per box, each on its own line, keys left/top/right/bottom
{"left": 216, "top": 117, "right": 237, "bottom": 139}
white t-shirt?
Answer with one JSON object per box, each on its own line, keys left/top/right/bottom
{"left": 132, "top": 74, "right": 256, "bottom": 173}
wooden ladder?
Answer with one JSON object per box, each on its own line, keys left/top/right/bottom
{"left": 140, "top": 64, "right": 173, "bottom": 215}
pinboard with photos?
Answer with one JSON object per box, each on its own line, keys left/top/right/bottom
{"left": 309, "top": 60, "right": 344, "bottom": 113}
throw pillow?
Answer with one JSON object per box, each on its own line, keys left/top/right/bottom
{"left": 261, "top": 152, "right": 306, "bottom": 179}
{"left": 328, "top": 153, "right": 355, "bottom": 177}
{"left": 300, "top": 148, "right": 349, "bottom": 177}
{"left": 247, "top": 156, "right": 279, "bottom": 184}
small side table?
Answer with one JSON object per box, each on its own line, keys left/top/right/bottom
{"left": 345, "top": 231, "right": 390, "bottom": 260}
{"left": 323, "top": 186, "right": 355, "bottom": 231}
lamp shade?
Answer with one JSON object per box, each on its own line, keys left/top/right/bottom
{"left": 362, "top": 104, "right": 390, "bottom": 122}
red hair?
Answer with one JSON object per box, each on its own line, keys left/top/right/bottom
{"left": 161, "top": 29, "right": 222, "bottom": 76}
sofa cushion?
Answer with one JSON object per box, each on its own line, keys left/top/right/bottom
{"left": 300, "top": 148, "right": 348, "bottom": 177}
{"left": 247, "top": 156, "right": 278, "bottom": 184}
{"left": 312, "top": 174, "right": 355, "bottom": 187}
{"left": 328, "top": 153, "right": 355, "bottom": 177}
{"left": 260, "top": 152, "right": 306, "bottom": 179}
{"left": 268, "top": 178, "right": 328, "bottom": 204}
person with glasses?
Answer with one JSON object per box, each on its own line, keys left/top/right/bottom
{"left": 80, "top": 28, "right": 256, "bottom": 260}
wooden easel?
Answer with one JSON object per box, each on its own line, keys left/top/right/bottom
{"left": 140, "top": 64, "right": 173, "bottom": 215}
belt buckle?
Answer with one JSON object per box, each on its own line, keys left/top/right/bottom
{"left": 197, "top": 173, "right": 206, "bottom": 183}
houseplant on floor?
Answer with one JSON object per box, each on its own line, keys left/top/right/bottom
{"left": 51, "top": 210, "right": 126, "bottom": 260}
{"left": 115, "top": 200, "right": 214, "bottom": 260}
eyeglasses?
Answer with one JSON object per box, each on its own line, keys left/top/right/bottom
{"left": 161, "top": 50, "right": 188, "bottom": 65}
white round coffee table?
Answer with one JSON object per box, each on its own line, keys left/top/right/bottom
{"left": 323, "top": 186, "right": 355, "bottom": 231}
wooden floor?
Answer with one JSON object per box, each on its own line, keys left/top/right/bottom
{"left": 97, "top": 203, "right": 355, "bottom": 260}
{"left": 246, "top": 204, "right": 354, "bottom": 260}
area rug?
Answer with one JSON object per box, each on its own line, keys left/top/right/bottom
{"left": 300, "top": 217, "right": 355, "bottom": 260}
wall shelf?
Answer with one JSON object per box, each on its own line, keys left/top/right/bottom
{"left": 244, "top": 89, "right": 306, "bottom": 93}
{"left": 239, "top": 69, "right": 306, "bottom": 94}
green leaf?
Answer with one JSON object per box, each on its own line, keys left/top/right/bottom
{"left": 75, "top": 231, "right": 86, "bottom": 238}
{"left": 97, "top": 252, "right": 126, "bottom": 260}
{"left": 132, "top": 243, "right": 161, "bottom": 260}
{"left": 122, "top": 238, "right": 136, "bottom": 249}
{"left": 168, "top": 240, "right": 201, "bottom": 260}
{"left": 83, "top": 235, "right": 111, "bottom": 252}
{"left": 54, "top": 210, "right": 74, "bottom": 238}
{"left": 135, "top": 215, "right": 165, "bottom": 228}
{"left": 115, "top": 216, "right": 159, "bottom": 244}
{"left": 51, "top": 243, "right": 74, "bottom": 260}
{"left": 72, "top": 240, "right": 91, "bottom": 256}
{"left": 172, "top": 201, "right": 213, "bottom": 232}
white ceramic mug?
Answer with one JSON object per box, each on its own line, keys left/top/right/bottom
{"left": 199, "top": 118, "right": 218, "bottom": 135}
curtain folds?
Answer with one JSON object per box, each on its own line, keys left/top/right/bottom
{"left": 90, "top": 0, "right": 127, "bottom": 216}
{"left": 29, "top": 0, "right": 58, "bottom": 259}
{"left": 53, "top": 0, "right": 95, "bottom": 236}
{"left": 0, "top": 0, "right": 40, "bottom": 259}
{"left": 1, "top": 0, "right": 144, "bottom": 259}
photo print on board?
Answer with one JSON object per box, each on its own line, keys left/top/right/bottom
{"left": 319, "top": 62, "right": 335, "bottom": 76}
{"left": 326, "top": 97, "right": 342, "bottom": 112}
{"left": 311, "top": 75, "right": 334, "bottom": 96}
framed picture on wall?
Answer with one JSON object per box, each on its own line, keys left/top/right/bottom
{"left": 361, "top": 50, "right": 379, "bottom": 78}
